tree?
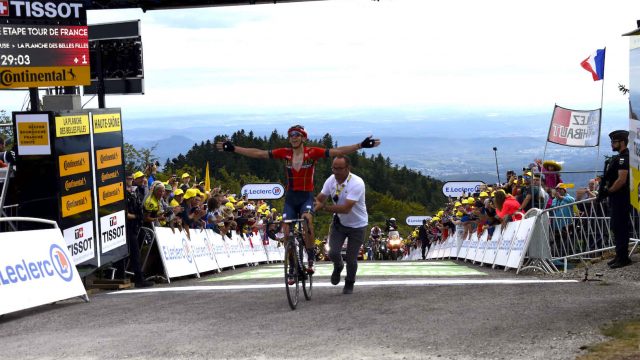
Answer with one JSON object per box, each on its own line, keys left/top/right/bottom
{"left": 123, "top": 142, "right": 158, "bottom": 174}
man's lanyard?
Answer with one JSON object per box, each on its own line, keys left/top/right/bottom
{"left": 332, "top": 174, "right": 352, "bottom": 203}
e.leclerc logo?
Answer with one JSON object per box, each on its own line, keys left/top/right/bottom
{"left": 50, "top": 244, "right": 73, "bottom": 282}
{"left": 0, "top": 243, "right": 73, "bottom": 286}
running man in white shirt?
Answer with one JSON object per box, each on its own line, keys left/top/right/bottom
{"left": 315, "top": 155, "right": 370, "bottom": 294}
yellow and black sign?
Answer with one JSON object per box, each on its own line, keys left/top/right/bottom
{"left": 64, "top": 175, "right": 88, "bottom": 193}
{"left": 61, "top": 190, "right": 92, "bottom": 218}
{"left": 55, "top": 114, "right": 90, "bottom": 137}
{"left": 17, "top": 121, "right": 49, "bottom": 146}
{"left": 58, "top": 152, "right": 90, "bottom": 177}
{"left": 93, "top": 113, "right": 121, "bottom": 133}
{"left": 99, "top": 182, "right": 124, "bottom": 207}
{"left": 0, "top": 66, "right": 90, "bottom": 89}
{"left": 95, "top": 147, "right": 122, "bottom": 169}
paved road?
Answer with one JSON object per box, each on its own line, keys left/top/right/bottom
{"left": 2, "top": 260, "right": 639, "bottom": 360}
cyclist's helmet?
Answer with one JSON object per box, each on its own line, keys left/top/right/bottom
{"left": 287, "top": 124, "right": 308, "bottom": 138}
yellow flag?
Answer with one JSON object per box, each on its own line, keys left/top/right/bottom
{"left": 205, "top": 161, "right": 211, "bottom": 192}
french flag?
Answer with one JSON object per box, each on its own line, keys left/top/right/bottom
{"left": 580, "top": 48, "right": 606, "bottom": 81}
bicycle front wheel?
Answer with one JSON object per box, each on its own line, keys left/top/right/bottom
{"left": 284, "top": 243, "right": 299, "bottom": 310}
{"left": 300, "top": 243, "right": 312, "bottom": 300}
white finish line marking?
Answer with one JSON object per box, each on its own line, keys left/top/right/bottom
{"left": 108, "top": 279, "right": 579, "bottom": 295}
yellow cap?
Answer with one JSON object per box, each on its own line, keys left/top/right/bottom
{"left": 173, "top": 189, "right": 184, "bottom": 196}
{"left": 183, "top": 188, "right": 198, "bottom": 200}
{"left": 181, "top": 173, "right": 190, "bottom": 179}
{"left": 454, "top": 202, "right": 462, "bottom": 207}
{"left": 456, "top": 211, "right": 464, "bottom": 217}
{"left": 227, "top": 196, "right": 236, "bottom": 203}
{"left": 133, "top": 171, "right": 144, "bottom": 179}
{"left": 225, "top": 202, "right": 235, "bottom": 210}
{"left": 479, "top": 192, "right": 488, "bottom": 197}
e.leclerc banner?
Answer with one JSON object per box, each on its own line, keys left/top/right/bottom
{"left": 0, "top": 228, "right": 87, "bottom": 316}
{"left": 54, "top": 110, "right": 97, "bottom": 267}
{"left": 91, "top": 109, "right": 127, "bottom": 266}
{"left": 547, "top": 105, "right": 601, "bottom": 147}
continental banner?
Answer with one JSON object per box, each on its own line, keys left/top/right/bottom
{"left": 0, "top": 66, "right": 90, "bottom": 89}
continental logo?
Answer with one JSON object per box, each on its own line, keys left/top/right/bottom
{"left": 61, "top": 190, "right": 92, "bottom": 218}
{"left": 58, "top": 152, "right": 89, "bottom": 177}
{"left": 95, "top": 147, "right": 122, "bottom": 169}
{"left": 0, "top": 66, "right": 90, "bottom": 89}
{"left": 64, "top": 176, "right": 87, "bottom": 192}
{"left": 99, "top": 182, "right": 123, "bottom": 207}
{"left": 55, "top": 114, "right": 89, "bottom": 137}
{"left": 17, "top": 121, "right": 49, "bottom": 146}
{"left": 100, "top": 169, "right": 120, "bottom": 183}
{"left": 93, "top": 113, "right": 121, "bottom": 133}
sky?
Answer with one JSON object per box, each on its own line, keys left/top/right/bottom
{"left": 2, "top": 0, "right": 640, "bottom": 124}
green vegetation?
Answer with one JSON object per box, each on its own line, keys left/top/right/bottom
{"left": 578, "top": 318, "right": 640, "bottom": 360}
{"left": 155, "top": 129, "right": 446, "bottom": 237}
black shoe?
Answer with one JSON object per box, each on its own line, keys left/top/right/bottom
{"left": 331, "top": 264, "right": 344, "bottom": 285}
{"left": 343, "top": 280, "right": 354, "bottom": 294}
{"left": 607, "top": 258, "right": 618, "bottom": 266}
{"left": 135, "top": 280, "right": 154, "bottom": 288}
{"left": 609, "top": 259, "right": 632, "bottom": 269}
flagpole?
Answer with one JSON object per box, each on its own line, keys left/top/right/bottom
{"left": 596, "top": 47, "right": 606, "bottom": 179}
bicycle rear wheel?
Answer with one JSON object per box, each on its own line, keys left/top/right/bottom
{"left": 284, "top": 243, "right": 299, "bottom": 310}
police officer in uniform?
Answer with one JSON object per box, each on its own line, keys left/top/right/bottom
{"left": 598, "top": 130, "right": 632, "bottom": 269}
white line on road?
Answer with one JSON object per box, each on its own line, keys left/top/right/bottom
{"left": 108, "top": 279, "right": 579, "bottom": 295}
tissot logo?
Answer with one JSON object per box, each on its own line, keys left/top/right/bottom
{"left": 74, "top": 227, "right": 83, "bottom": 239}
{"left": 109, "top": 216, "right": 116, "bottom": 226}
{"left": 0, "top": 1, "right": 9, "bottom": 16}
{"left": 7, "top": 1, "right": 84, "bottom": 19}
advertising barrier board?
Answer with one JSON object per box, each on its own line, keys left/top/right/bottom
{"left": 154, "top": 227, "right": 199, "bottom": 280}
{"left": 189, "top": 229, "right": 219, "bottom": 274}
{"left": 0, "top": 228, "right": 87, "bottom": 316}
{"left": 206, "top": 230, "right": 234, "bottom": 269}
{"left": 506, "top": 217, "right": 536, "bottom": 270}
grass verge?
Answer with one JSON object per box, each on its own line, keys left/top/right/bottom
{"left": 577, "top": 319, "right": 640, "bottom": 360}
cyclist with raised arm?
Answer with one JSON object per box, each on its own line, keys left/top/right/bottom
{"left": 216, "top": 125, "right": 380, "bottom": 277}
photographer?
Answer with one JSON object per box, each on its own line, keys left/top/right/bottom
{"left": 146, "top": 161, "right": 160, "bottom": 189}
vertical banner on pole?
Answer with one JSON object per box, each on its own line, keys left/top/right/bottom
{"left": 90, "top": 109, "right": 128, "bottom": 267}
{"left": 628, "top": 35, "right": 640, "bottom": 211}
{"left": 53, "top": 110, "right": 97, "bottom": 267}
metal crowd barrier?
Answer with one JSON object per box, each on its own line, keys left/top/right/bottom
{"left": 537, "top": 197, "right": 640, "bottom": 272}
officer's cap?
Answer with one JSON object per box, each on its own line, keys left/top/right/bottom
{"left": 609, "top": 130, "right": 629, "bottom": 141}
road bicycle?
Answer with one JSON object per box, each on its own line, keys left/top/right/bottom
{"left": 281, "top": 218, "right": 313, "bottom": 310}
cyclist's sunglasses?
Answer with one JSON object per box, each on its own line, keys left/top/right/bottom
{"left": 289, "top": 131, "right": 303, "bottom": 137}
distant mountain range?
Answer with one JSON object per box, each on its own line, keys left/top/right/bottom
{"left": 124, "top": 108, "right": 628, "bottom": 189}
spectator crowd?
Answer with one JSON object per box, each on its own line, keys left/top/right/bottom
{"left": 406, "top": 158, "right": 603, "bottom": 254}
